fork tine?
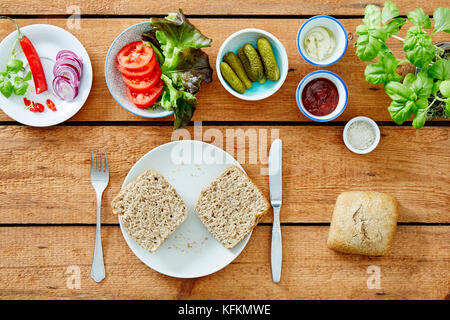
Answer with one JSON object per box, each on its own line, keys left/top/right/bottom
{"left": 91, "top": 150, "right": 95, "bottom": 173}
{"left": 100, "top": 150, "right": 104, "bottom": 172}
{"left": 104, "top": 150, "right": 108, "bottom": 173}
{"left": 96, "top": 150, "right": 100, "bottom": 172}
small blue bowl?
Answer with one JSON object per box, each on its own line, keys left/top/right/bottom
{"left": 297, "top": 15, "right": 348, "bottom": 67}
{"left": 296, "top": 70, "right": 348, "bottom": 122}
{"left": 105, "top": 22, "right": 174, "bottom": 119}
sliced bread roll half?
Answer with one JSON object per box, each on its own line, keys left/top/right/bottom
{"left": 111, "top": 170, "right": 188, "bottom": 253}
{"left": 195, "top": 166, "right": 270, "bottom": 249}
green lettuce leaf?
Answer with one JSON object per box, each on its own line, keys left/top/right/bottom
{"left": 157, "top": 74, "right": 197, "bottom": 129}
{"left": 148, "top": 9, "right": 212, "bottom": 129}
{"left": 150, "top": 9, "right": 212, "bottom": 72}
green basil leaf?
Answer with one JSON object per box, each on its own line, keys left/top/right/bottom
{"left": 428, "top": 59, "right": 450, "bottom": 80}
{"left": 403, "top": 28, "right": 435, "bottom": 69}
{"left": 407, "top": 8, "right": 431, "bottom": 29}
{"left": 385, "top": 81, "right": 416, "bottom": 102}
{"left": 363, "top": 5, "right": 382, "bottom": 27}
{"left": 388, "top": 100, "right": 414, "bottom": 124}
{"left": 23, "top": 71, "right": 32, "bottom": 82}
{"left": 355, "top": 32, "right": 386, "bottom": 61}
{"left": 364, "top": 62, "right": 388, "bottom": 85}
{"left": 403, "top": 73, "right": 416, "bottom": 88}
{"left": 439, "top": 80, "right": 450, "bottom": 97}
{"left": 433, "top": 7, "right": 450, "bottom": 34}
{"left": 382, "top": 1, "right": 400, "bottom": 24}
{"left": 364, "top": 51, "right": 400, "bottom": 85}
{"left": 411, "top": 70, "right": 433, "bottom": 98}
{"left": 0, "top": 79, "right": 13, "bottom": 98}
{"left": 431, "top": 80, "right": 442, "bottom": 95}
{"left": 412, "top": 107, "right": 428, "bottom": 129}
{"left": 6, "top": 58, "right": 23, "bottom": 73}
{"left": 356, "top": 24, "right": 369, "bottom": 35}
{"left": 12, "top": 77, "right": 29, "bottom": 96}
{"left": 445, "top": 99, "right": 450, "bottom": 116}
{"left": 384, "top": 17, "right": 406, "bottom": 36}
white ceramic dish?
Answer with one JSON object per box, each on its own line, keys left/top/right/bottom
{"left": 296, "top": 70, "right": 348, "bottom": 122}
{"left": 297, "top": 15, "right": 348, "bottom": 66}
{"left": 343, "top": 116, "right": 380, "bottom": 154}
{"left": 0, "top": 24, "right": 92, "bottom": 127}
{"left": 119, "top": 140, "right": 252, "bottom": 278}
{"left": 105, "top": 22, "right": 173, "bottom": 119}
{"left": 216, "top": 28, "right": 288, "bottom": 101}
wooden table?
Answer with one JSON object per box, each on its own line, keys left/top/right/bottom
{"left": 0, "top": 1, "right": 448, "bottom": 300}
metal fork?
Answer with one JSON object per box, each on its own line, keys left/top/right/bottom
{"left": 90, "top": 150, "right": 109, "bottom": 282}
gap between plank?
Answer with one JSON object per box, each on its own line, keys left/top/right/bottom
{"left": 0, "top": 222, "right": 447, "bottom": 227}
{"left": 0, "top": 121, "right": 449, "bottom": 127}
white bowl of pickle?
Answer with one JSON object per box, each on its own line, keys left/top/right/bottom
{"left": 216, "top": 28, "right": 289, "bottom": 101}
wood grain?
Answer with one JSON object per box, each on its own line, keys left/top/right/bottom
{"left": 0, "top": 0, "right": 442, "bottom": 16}
{"left": 0, "top": 225, "right": 448, "bottom": 299}
{"left": 0, "top": 125, "right": 448, "bottom": 224}
{"left": 0, "top": 18, "right": 448, "bottom": 123}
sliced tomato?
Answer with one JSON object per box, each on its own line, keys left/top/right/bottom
{"left": 117, "top": 41, "right": 154, "bottom": 70}
{"left": 116, "top": 54, "right": 157, "bottom": 79}
{"left": 122, "top": 66, "right": 161, "bottom": 93}
{"left": 126, "top": 80, "right": 163, "bottom": 109}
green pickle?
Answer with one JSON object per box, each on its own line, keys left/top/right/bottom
{"left": 220, "top": 62, "right": 246, "bottom": 94}
{"left": 237, "top": 47, "right": 257, "bottom": 82}
{"left": 257, "top": 37, "right": 280, "bottom": 81}
{"left": 242, "top": 43, "right": 264, "bottom": 81}
{"left": 223, "top": 52, "right": 252, "bottom": 89}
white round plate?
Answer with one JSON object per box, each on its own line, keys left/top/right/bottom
{"left": 0, "top": 24, "right": 92, "bottom": 126}
{"left": 119, "top": 140, "right": 252, "bottom": 278}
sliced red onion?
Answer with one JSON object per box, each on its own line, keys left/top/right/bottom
{"left": 56, "top": 50, "right": 83, "bottom": 65}
{"left": 53, "top": 63, "right": 80, "bottom": 87}
{"left": 52, "top": 76, "right": 78, "bottom": 101}
{"left": 53, "top": 57, "right": 82, "bottom": 78}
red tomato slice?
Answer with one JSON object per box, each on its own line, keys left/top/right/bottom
{"left": 117, "top": 41, "right": 154, "bottom": 70}
{"left": 126, "top": 79, "right": 163, "bottom": 109}
{"left": 116, "top": 54, "right": 157, "bottom": 79}
{"left": 122, "top": 66, "right": 161, "bottom": 93}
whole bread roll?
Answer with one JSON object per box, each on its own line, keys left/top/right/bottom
{"left": 327, "top": 191, "right": 398, "bottom": 256}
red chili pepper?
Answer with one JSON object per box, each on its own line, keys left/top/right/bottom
{"left": 1, "top": 16, "right": 48, "bottom": 94}
{"left": 29, "top": 102, "right": 38, "bottom": 112}
{"left": 23, "top": 97, "right": 31, "bottom": 106}
{"left": 46, "top": 99, "right": 57, "bottom": 111}
{"left": 34, "top": 102, "right": 45, "bottom": 112}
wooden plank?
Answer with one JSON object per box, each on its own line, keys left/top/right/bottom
{"left": 0, "top": 225, "right": 447, "bottom": 299}
{"left": 0, "top": 125, "right": 448, "bottom": 224}
{"left": 0, "top": 18, "right": 448, "bottom": 122}
{"left": 0, "top": 0, "right": 442, "bottom": 16}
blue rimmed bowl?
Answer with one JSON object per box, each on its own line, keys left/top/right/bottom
{"left": 297, "top": 15, "right": 348, "bottom": 67}
{"left": 296, "top": 70, "right": 348, "bottom": 122}
{"left": 105, "top": 22, "right": 173, "bottom": 119}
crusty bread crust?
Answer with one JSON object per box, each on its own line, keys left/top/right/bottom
{"left": 195, "top": 166, "right": 270, "bottom": 249}
{"left": 327, "top": 191, "right": 399, "bottom": 256}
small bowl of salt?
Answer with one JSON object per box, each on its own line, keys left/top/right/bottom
{"left": 343, "top": 116, "right": 380, "bottom": 154}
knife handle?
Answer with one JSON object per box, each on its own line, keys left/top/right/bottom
{"left": 271, "top": 206, "right": 282, "bottom": 283}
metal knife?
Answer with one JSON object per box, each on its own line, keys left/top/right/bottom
{"left": 269, "top": 138, "right": 282, "bottom": 283}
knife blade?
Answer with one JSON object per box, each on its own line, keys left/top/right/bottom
{"left": 269, "top": 138, "right": 282, "bottom": 283}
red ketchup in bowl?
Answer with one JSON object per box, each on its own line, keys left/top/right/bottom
{"left": 301, "top": 78, "right": 339, "bottom": 116}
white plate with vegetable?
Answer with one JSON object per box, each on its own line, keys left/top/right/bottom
{"left": 119, "top": 140, "right": 252, "bottom": 278}
{"left": 0, "top": 22, "right": 92, "bottom": 127}
{"left": 104, "top": 10, "right": 213, "bottom": 129}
